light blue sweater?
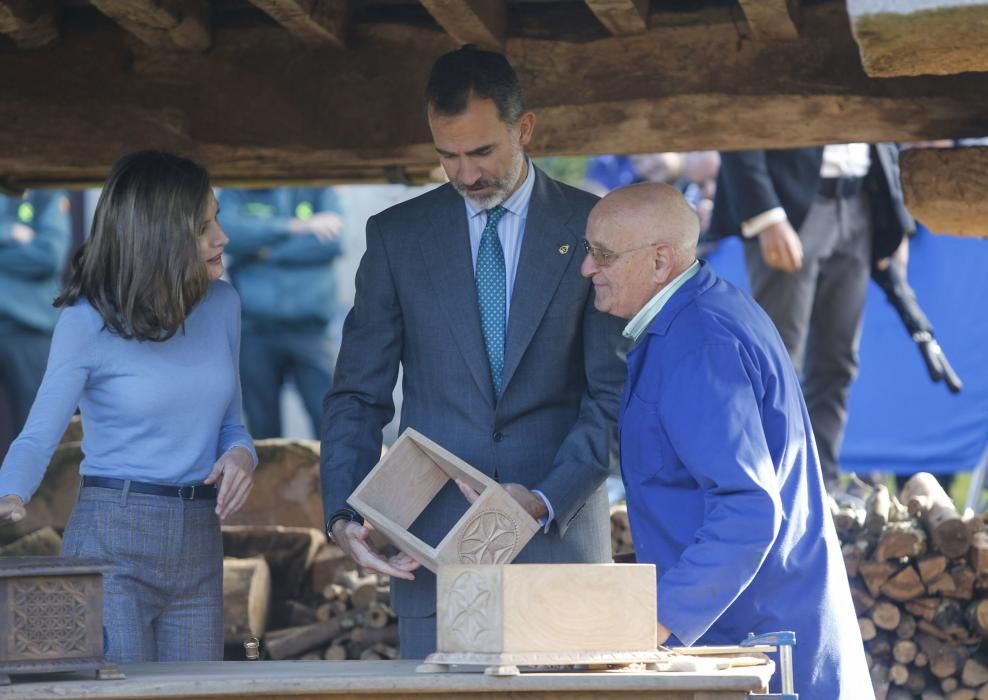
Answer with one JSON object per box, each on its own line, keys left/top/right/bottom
{"left": 0, "top": 280, "right": 257, "bottom": 503}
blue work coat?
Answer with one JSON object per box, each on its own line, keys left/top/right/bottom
{"left": 620, "top": 261, "right": 871, "bottom": 699}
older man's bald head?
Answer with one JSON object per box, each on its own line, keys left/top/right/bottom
{"left": 582, "top": 183, "right": 701, "bottom": 319}
{"left": 589, "top": 182, "right": 700, "bottom": 265}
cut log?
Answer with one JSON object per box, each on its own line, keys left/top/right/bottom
{"left": 971, "top": 532, "right": 988, "bottom": 576}
{"left": 916, "top": 651, "right": 929, "bottom": 668}
{"left": 862, "top": 560, "right": 901, "bottom": 597}
{"left": 897, "top": 613, "right": 917, "bottom": 640}
{"left": 920, "top": 554, "right": 950, "bottom": 584}
{"left": 889, "top": 662, "right": 909, "bottom": 686}
{"left": 222, "top": 525, "right": 325, "bottom": 602}
{"left": 871, "top": 631, "right": 894, "bottom": 658}
{"left": 900, "top": 473, "right": 972, "bottom": 559}
{"left": 881, "top": 565, "right": 925, "bottom": 602}
{"left": 942, "top": 678, "right": 960, "bottom": 694}
{"left": 844, "top": 539, "right": 870, "bottom": 577}
{"left": 945, "top": 566, "right": 975, "bottom": 601}
{"left": 962, "top": 653, "right": 988, "bottom": 689}
{"left": 906, "top": 667, "right": 928, "bottom": 696}
{"left": 364, "top": 602, "right": 395, "bottom": 629}
{"left": 851, "top": 582, "right": 877, "bottom": 615}
{"left": 893, "top": 638, "right": 918, "bottom": 664}
{"left": 871, "top": 662, "right": 890, "bottom": 700}
{"left": 876, "top": 520, "right": 928, "bottom": 561}
{"left": 848, "top": 0, "right": 988, "bottom": 78}
{"left": 866, "top": 484, "right": 892, "bottom": 539}
{"left": 930, "top": 644, "right": 972, "bottom": 679}
{"left": 265, "top": 618, "right": 348, "bottom": 660}
{"left": 976, "top": 682, "right": 988, "bottom": 700}
{"left": 873, "top": 600, "right": 903, "bottom": 631}
{"left": 324, "top": 641, "right": 348, "bottom": 660}
{"left": 223, "top": 440, "right": 324, "bottom": 530}
{"left": 0, "top": 526, "right": 61, "bottom": 556}
{"left": 860, "top": 616, "right": 879, "bottom": 642}
{"left": 946, "top": 689, "right": 976, "bottom": 700}
{"left": 907, "top": 598, "right": 942, "bottom": 623}
{"left": 311, "top": 543, "right": 355, "bottom": 594}
{"left": 223, "top": 557, "right": 271, "bottom": 646}
{"left": 966, "top": 600, "right": 988, "bottom": 637}
{"left": 283, "top": 600, "right": 318, "bottom": 627}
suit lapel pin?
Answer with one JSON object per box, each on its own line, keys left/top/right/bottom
{"left": 558, "top": 244, "right": 570, "bottom": 255}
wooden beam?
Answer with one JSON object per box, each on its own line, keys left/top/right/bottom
{"left": 849, "top": 0, "right": 988, "bottom": 77}
{"left": 419, "top": 0, "right": 505, "bottom": 51}
{"left": 901, "top": 147, "right": 988, "bottom": 238}
{"left": 737, "top": 0, "right": 799, "bottom": 40}
{"left": 584, "top": 0, "right": 649, "bottom": 36}
{"left": 247, "top": 0, "right": 349, "bottom": 48}
{"left": 89, "top": 0, "right": 210, "bottom": 51}
{"left": 3, "top": 3, "right": 988, "bottom": 188}
{"left": 0, "top": 0, "right": 58, "bottom": 48}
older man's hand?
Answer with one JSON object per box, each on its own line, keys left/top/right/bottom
{"left": 455, "top": 479, "right": 548, "bottom": 520}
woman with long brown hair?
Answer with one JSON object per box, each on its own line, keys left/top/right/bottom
{"left": 0, "top": 150, "right": 256, "bottom": 662}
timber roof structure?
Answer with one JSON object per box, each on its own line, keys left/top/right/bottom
{"left": 2, "top": 0, "right": 988, "bottom": 216}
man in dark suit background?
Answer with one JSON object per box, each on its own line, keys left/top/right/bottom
{"left": 710, "top": 145, "right": 913, "bottom": 490}
{"left": 321, "top": 46, "right": 626, "bottom": 658}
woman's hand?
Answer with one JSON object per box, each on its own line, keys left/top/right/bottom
{"left": 0, "top": 494, "right": 26, "bottom": 523}
{"left": 204, "top": 447, "right": 254, "bottom": 520}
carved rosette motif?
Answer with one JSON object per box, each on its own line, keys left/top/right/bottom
{"left": 446, "top": 571, "right": 496, "bottom": 650}
{"left": 12, "top": 580, "right": 89, "bottom": 656}
{"left": 457, "top": 511, "right": 518, "bottom": 565}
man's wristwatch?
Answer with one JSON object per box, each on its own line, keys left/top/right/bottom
{"left": 326, "top": 508, "right": 364, "bottom": 543}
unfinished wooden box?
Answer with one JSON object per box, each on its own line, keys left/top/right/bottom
{"left": 348, "top": 429, "right": 539, "bottom": 573}
{"left": 0, "top": 556, "right": 123, "bottom": 684}
{"left": 421, "top": 563, "right": 661, "bottom": 674}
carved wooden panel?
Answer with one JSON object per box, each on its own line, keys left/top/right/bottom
{"left": 11, "top": 579, "right": 91, "bottom": 657}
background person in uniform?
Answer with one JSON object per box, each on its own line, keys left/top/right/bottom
{"left": 322, "top": 45, "right": 626, "bottom": 659}
{"left": 0, "top": 151, "right": 256, "bottom": 662}
{"left": 709, "top": 144, "right": 913, "bottom": 490}
{"left": 0, "top": 190, "right": 71, "bottom": 460}
{"left": 219, "top": 187, "right": 344, "bottom": 438}
{"left": 583, "top": 182, "right": 871, "bottom": 699}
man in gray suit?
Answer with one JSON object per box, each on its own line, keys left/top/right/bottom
{"left": 321, "top": 46, "right": 626, "bottom": 659}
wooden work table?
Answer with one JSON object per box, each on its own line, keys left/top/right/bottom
{"left": 0, "top": 660, "right": 774, "bottom": 699}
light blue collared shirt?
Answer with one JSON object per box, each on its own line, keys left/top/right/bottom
{"left": 465, "top": 158, "right": 536, "bottom": 324}
{"left": 623, "top": 260, "right": 701, "bottom": 343}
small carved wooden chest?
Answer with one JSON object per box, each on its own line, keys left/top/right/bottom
{"left": 421, "top": 563, "right": 663, "bottom": 675}
{"left": 0, "top": 556, "right": 123, "bottom": 684}
{"left": 348, "top": 428, "right": 540, "bottom": 573}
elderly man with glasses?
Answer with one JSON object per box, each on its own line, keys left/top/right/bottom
{"left": 581, "top": 182, "right": 870, "bottom": 700}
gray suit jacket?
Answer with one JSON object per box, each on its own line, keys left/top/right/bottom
{"left": 321, "top": 167, "right": 627, "bottom": 617}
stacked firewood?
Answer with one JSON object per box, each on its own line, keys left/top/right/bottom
{"left": 222, "top": 525, "right": 398, "bottom": 661}
{"left": 834, "top": 473, "right": 988, "bottom": 700}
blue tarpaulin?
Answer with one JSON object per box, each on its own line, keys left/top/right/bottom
{"left": 703, "top": 225, "right": 988, "bottom": 476}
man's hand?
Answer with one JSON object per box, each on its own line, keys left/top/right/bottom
{"left": 758, "top": 220, "right": 803, "bottom": 272}
{"left": 0, "top": 494, "right": 26, "bottom": 523}
{"left": 456, "top": 479, "right": 548, "bottom": 521}
{"left": 204, "top": 446, "right": 254, "bottom": 520}
{"left": 11, "top": 223, "right": 35, "bottom": 244}
{"left": 331, "top": 520, "right": 420, "bottom": 580}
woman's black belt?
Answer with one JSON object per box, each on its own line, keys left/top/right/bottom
{"left": 81, "top": 476, "right": 218, "bottom": 501}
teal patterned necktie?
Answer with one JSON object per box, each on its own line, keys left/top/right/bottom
{"left": 476, "top": 206, "right": 508, "bottom": 395}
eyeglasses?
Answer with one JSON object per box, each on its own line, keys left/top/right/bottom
{"left": 582, "top": 239, "right": 659, "bottom": 267}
